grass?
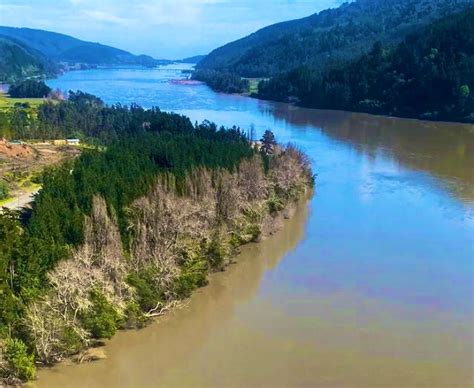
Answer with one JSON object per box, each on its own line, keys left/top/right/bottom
{"left": 0, "top": 91, "right": 45, "bottom": 110}
{"left": 0, "top": 196, "right": 13, "bottom": 206}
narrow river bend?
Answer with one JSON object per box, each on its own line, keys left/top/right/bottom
{"left": 35, "top": 65, "right": 474, "bottom": 387}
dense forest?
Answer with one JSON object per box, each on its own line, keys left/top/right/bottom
{"left": 0, "top": 93, "right": 313, "bottom": 384}
{"left": 192, "top": 70, "right": 249, "bottom": 94}
{"left": 198, "top": 0, "right": 472, "bottom": 77}
{"left": 1, "top": 90, "right": 194, "bottom": 141}
{"left": 257, "top": 8, "right": 474, "bottom": 122}
{"left": 0, "top": 36, "right": 58, "bottom": 83}
{"left": 8, "top": 80, "right": 52, "bottom": 98}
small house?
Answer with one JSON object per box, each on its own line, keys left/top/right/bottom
{"left": 66, "top": 139, "right": 81, "bottom": 145}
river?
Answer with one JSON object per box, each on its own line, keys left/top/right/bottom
{"left": 35, "top": 64, "right": 474, "bottom": 387}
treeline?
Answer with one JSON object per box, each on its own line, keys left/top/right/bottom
{"left": 0, "top": 93, "right": 313, "bottom": 384}
{"left": 192, "top": 69, "right": 249, "bottom": 94}
{"left": 1, "top": 91, "right": 197, "bottom": 141}
{"left": 8, "top": 80, "right": 52, "bottom": 98}
{"left": 257, "top": 9, "right": 474, "bottom": 122}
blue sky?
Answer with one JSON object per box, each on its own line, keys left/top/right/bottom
{"left": 0, "top": 0, "right": 344, "bottom": 59}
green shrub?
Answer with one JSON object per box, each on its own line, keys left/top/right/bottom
{"left": 229, "top": 233, "right": 244, "bottom": 248}
{"left": 173, "top": 259, "right": 208, "bottom": 299}
{"left": 267, "top": 194, "right": 285, "bottom": 213}
{"left": 3, "top": 338, "right": 36, "bottom": 381}
{"left": 0, "top": 181, "right": 9, "bottom": 201}
{"left": 127, "top": 270, "right": 164, "bottom": 312}
{"left": 80, "top": 290, "right": 120, "bottom": 339}
{"left": 122, "top": 302, "right": 147, "bottom": 329}
{"left": 206, "top": 238, "right": 227, "bottom": 269}
{"left": 244, "top": 224, "right": 262, "bottom": 242}
{"left": 59, "top": 327, "right": 85, "bottom": 355}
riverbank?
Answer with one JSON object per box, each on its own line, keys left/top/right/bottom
{"left": 36, "top": 191, "right": 312, "bottom": 387}
{"left": 0, "top": 135, "right": 314, "bottom": 384}
{"left": 239, "top": 87, "right": 474, "bottom": 125}
{"left": 31, "top": 193, "right": 311, "bottom": 386}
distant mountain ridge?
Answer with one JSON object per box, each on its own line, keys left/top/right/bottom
{"left": 177, "top": 55, "right": 206, "bottom": 64}
{"left": 0, "top": 26, "right": 159, "bottom": 67}
{"left": 197, "top": 0, "right": 474, "bottom": 77}
{"left": 0, "top": 26, "right": 178, "bottom": 82}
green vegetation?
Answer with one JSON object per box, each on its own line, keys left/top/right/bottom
{"left": 196, "top": 0, "right": 473, "bottom": 122}
{"left": 127, "top": 270, "right": 165, "bottom": 312}
{"left": 0, "top": 181, "right": 9, "bottom": 201}
{"left": 0, "top": 26, "right": 164, "bottom": 82}
{"left": 2, "top": 338, "right": 36, "bottom": 381}
{"left": 0, "top": 96, "right": 44, "bottom": 110}
{"left": 80, "top": 290, "right": 122, "bottom": 339}
{"left": 0, "top": 36, "right": 57, "bottom": 83}
{"left": 0, "top": 93, "right": 313, "bottom": 383}
{"left": 197, "top": 0, "right": 472, "bottom": 78}
{"left": 258, "top": 9, "right": 474, "bottom": 122}
{"left": 8, "top": 80, "right": 51, "bottom": 98}
{"left": 260, "top": 130, "right": 277, "bottom": 155}
{"left": 192, "top": 70, "right": 249, "bottom": 94}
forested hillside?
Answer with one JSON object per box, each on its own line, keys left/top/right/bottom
{"left": 0, "top": 26, "right": 167, "bottom": 81}
{"left": 0, "top": 26, "right": 159, "bottom": 67}
{"left": 258, "top": 8, "right": 474, "bottom": 122}
{"left": 198, "top": 0, "right": 472, "bottom": 77}
{"left": 0, "top": 93, "right": 313, "bottom": 384}
{"left": 178, "top": 55, "right": 206, "bottom": 64}
{"left": 0, "top": 36, "right": 58, "bottom": 82}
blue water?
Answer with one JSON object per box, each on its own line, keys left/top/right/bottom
{"left": 46, "top": 65, "right": 474, "bottom": 385}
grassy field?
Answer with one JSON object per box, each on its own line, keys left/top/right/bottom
{"left": 0, "top": 91, "right": 45, "bottom": 110}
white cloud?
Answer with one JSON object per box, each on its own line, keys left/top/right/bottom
{"left": 84, "top": 10, "right": 131, "bottom": 25}
{"left": 0, "top": 0, "right": 345, "bottom": 58}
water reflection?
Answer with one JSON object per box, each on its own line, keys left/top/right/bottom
{"left": 268, "top": 104, "right": 474, "bottom": 202}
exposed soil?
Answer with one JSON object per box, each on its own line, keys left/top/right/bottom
{"left": 0, "top": 140, "right": 81, "bottom": 209}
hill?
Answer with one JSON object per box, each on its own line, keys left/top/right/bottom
{"left": 178, "top": 55, "right": 206, "bottom": 64}
{"left": 258, "top": 8, "right": 474, "bottom": 123}
{"left": 197, "top": 0, "right": 473, "bottom": 77}
{"left": 0, "top": 36, "right": 58, "bottom": 82}
{"left": 0, "top": 26, "right": 160, "bottom": 69}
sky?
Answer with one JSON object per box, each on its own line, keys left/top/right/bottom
{"left": 0, "top": 0, "right": 344, "bottom": 59}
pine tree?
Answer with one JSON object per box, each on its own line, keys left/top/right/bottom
{"left": 260, "top": 130, "right": 276, "bottom": 155}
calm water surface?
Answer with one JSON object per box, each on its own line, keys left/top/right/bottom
{"left": 37, "top": 65, "right": 474, "bottom": 387}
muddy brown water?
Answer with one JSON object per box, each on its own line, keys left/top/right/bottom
{"left": 35, "top": 65, "right": 474, "bottom": 387}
